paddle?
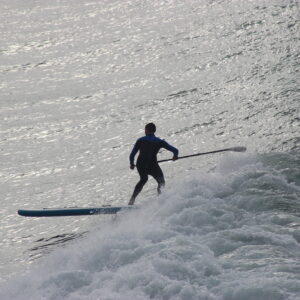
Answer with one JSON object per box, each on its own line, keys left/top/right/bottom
{"left": 157, "top": 146, "right": 247, "bottom": 163}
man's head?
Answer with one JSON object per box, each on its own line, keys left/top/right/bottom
{"left": 145, "top": 122, "right": 156, "bottom": 134}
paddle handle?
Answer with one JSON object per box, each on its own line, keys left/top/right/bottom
{"left": 158, "top": 146, "right": 246, "bottom": 163}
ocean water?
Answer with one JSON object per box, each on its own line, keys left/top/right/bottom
{"left": 0, "top": 0, "right": 299, "bottom": 299}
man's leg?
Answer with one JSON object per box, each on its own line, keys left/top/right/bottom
{"left": 156, "top": 177, "right": 165, "bottom": 195}
{"left": 129, "top": 170, "right": 148, "bottom": 205}
{"left": 150, "top": 164, "right": 165, "bottom": 195}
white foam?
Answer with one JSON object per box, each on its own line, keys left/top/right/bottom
{"left": 1, "top": 156, "right": 299, "bottom": 299}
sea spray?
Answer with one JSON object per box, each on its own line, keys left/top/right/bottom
{"left": 1, "top": 153, "right": 299, "bottom": 299}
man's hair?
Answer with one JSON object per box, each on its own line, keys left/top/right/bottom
{"left": 145, "top": 123, "right": 156, "bottom": 133}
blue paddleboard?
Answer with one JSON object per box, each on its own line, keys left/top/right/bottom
{"left": 18, "top": 206, "right": 135, "bottom": 217}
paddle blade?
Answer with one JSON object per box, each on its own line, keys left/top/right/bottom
{"left": 230, "top": 146, "right": 247, "bottom": 152}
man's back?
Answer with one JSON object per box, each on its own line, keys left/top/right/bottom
{"left": 136, "top": 135, "right": 165, "bottom": 163}
{"left": 130, "top": 134, "right": 178, "bottom": 166}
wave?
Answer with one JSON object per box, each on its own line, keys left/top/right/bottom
{"left": 1, "top": 153, "right": 299, "bottom": 300}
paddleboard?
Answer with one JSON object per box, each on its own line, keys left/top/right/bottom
{"left": 18, "top": 206, "right": 135, "bottom": 217}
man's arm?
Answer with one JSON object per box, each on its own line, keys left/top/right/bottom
{"left": 129, "top": 140, "right": 139, "bottom": 168}
{"left": 161, "top": 140, "right": 179, "bottom": 159}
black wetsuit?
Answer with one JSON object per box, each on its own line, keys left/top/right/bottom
{"left": 129, "top": 133, "right": 178, "bottom": 202}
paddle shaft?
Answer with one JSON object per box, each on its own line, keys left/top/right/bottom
{"left": 157, "top": 147, "right": 244, "bottom": 163}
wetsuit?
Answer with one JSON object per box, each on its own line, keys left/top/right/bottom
{"left": 129, "top": 134, "right": 178, "bottom": 203}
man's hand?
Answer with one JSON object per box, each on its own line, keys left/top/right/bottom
{"left": 172, "top": 155, "right": 178, "bottom": 161}
{"left": 130, "top": 164, "right": 135, "bottom": 170}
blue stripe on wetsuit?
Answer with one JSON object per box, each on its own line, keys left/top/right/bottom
{"left": 130, "top": 134, "right": 178, "bottom": 165}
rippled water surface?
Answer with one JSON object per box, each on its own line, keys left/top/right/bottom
{"left": 0, "top": 0, "right": 299, "bottom": 299}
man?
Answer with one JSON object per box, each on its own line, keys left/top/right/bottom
{"left": 129, "top": 123, "right": 178, "bottom": 205}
